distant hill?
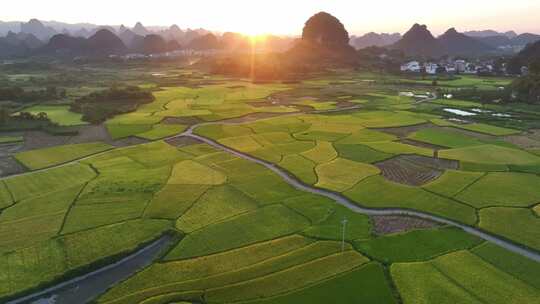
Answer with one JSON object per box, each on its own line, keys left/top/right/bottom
{"left": 132, "top": 22, "right": 151, "bottom": 36}
{"left": 40, "top": 29, "right": 126, "bottom": 56}
{"left": 391, "top": 24, "right": 442, "bottom": 57}
{"left": 512, "top": 33, "right": 540, "bottom": 46}
{"left": 391, "top": 24, "right": 503, "bottom": 57}
{"left": 350, "top": 32, "right": 401, "bottom": 49}
{"left": 118, "top": 29, "right": 142, "bottom": 48}
{"left": 20, "top": 19, "right": 57, "bottom": 41}
{"left": 0, "top": 31, "right": 43, "bottom": 57}
{"left": 288, "top": 12, "right": 357, "bottom": 66}
{"left": 438, "top": 28, "right": 493, "bottom": 56}
{"left": 475, "top": 33, "right": 540, "bottom": 50}
{"left": 507, "top": 40, "right": 540, "bottom": 74}
{"left": 188, "top": 33, "right": 221, "bottom": 50}
{"left": 86, "top": 29, "right": 126, "bottom": 54}
{"left": 139, "top": 34, "right": 169, "bottom": 54}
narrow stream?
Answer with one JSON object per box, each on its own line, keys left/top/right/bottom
{"left": 8, "top": 235, "right": 173, "bottom": 304}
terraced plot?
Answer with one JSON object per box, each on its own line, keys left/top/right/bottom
{"left": 98, "top": 237, "right": 370, "bottom": 304}
{"left": 456, "top": 172, "right": 540, "bottom": 208}
{"left": 355, "top": 227, "right": 482, "bottom": 263}
{"left": 167, "top": 205, "right": 310, "bottom": 259}
{"left": 0, "top": 219, "right": 170, "bottom": 299}
{"left": 439, "top": 144, "right": 540, "bottom": 165}
{"left": 391, "top": 250, "right": 540, "bottom": 304}
{"left": 409, "top": 128, "right": 485, "bottom": 148}
{"left": 479, "top": 207, "right": 540, "bottom": 251}
{"left": 345, "top": 176, "right": 477, "bottom": 224}
{"left": 244, "top": 263, "right": 396, "bottom": 304}
{"left": 315, "top": 158, "right": 380, "bottom": 192}
{"left": 15, "top": 142, "right": 113, "bottom": 170}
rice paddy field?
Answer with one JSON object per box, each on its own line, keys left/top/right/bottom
{"left": 0, "top": 67, "right": 539, "bottom": 304}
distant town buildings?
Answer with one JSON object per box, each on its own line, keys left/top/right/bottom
{"left": 400, "top": 59, "right": 500, "bottom": 75}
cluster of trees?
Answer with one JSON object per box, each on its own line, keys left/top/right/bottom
{"left": 509, "top": 59, "right": 540, "bottom": 104}
{"left": 0, "top": 86, "right": 66, "bottom": 102}
{"left": 0, "top": 107, "right": 50, "bottom": 126}
{"left": 71, "top": 86, "right": 154, "bottom": 123}
{"left": 438, "top": 87, "right": 511, "bottom": 103}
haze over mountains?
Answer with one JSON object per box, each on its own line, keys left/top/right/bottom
{"left": 387, "top": 24, "right": 540, "bottom": 57}
{"left": 0, "top": 19, "right": 296, "bottom": 57}
{"left": 1, "top": 18, "right": 540, "bottom": 59}
{"left": 351, "top": 26, "right": 540, "bottom": 57}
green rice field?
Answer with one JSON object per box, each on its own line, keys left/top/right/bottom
{"left": 0, "top": 68, "right": 538, "bottom": 304}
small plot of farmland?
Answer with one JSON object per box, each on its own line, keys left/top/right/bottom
{"left": 14, "top": 142, "right": 113, "bottom": 170}
{"left": 375, "top": 155, "right": 458, "bottom": 186}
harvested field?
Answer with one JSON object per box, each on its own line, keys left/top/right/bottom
{"left": 375, "top": 155, "right": 458, "bottom": 186}
{"left": 22, "top": 131, "right": 71, "bottom": 151}
{"left": 0, "top": 142, "right": 24, "bottom": 157}
{"left": 505, "top": 133, "right": 540, "bottom": 149}
{"left": 400, "top": 138, "right": 447, "bottom": 150}
{"left": 165, "top": 136, "right": 202, "bottom": 147}
{"left": 0, "top": 156, "right": 26, "bottom": 177}
{"left": 162, "top": 116, "right": 203, "bottom": 125}
{"left": 370, "top": 215, "right": 441, "bottom": 235}
{"left": 110, "top": 136, "right": 149, "bottom": 147}
{"left": 67, "top": 124, "right": 112, "bottom": 145}
{"left": 220, "top": 112, "right": 298, "bottom": 124}
{"left": 375, "top": 123, "right": 435, "bottom": 138}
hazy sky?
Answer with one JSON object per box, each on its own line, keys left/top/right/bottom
{"left": 2, "top": 0, "right": 539, "bottom": 35}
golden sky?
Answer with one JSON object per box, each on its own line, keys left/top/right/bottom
{"left": 2, "top": 0, "right": 539, "bottom": 35}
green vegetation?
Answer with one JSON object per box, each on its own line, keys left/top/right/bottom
{"left": 334, "top": 143, "right": 393, "bottom": 163}
{"left": 1, "top": 65, "right": 539, "bottom": 304}
{"left": 136, "top": 124, "right": 187, "bottom": 140}
{"left": 439, "top": 144, "right": 540, "bottom": 165}
{"left": 315, "top": 158, "right": 380, "bottom": 192}
{"left": 345, "top": 176, "right": 477, "bottom": 224}
{"left": 409, "top": 128, "right": 484, "bottom": 148}
{"left": 0, "top": 219, "right": 170, "bottom": 299}
{"left": 167, "top": 205, "right": 310, "bottom": 259}
{"left": 392, "top": 250, "right": 540, "bottom": 304}
{"left": 22, "top": 105, "right": 86, "bottom": 126}
{"left": 0, "top": 136, "right": 23, "bottom": 144}
{"left": 15, "top": 142, "right": 113, "bottom": 170}
{"left": 175, "top": 185, "right": 258, "bottom": 233}
{"left": 71, "top": 86, "right": 155, "bottom": 123}
{"left": 364, "top": 141, "right": 433, "bottom": 157}
{"left": 479, "top": 207, "right": 540, "bottom": 251}
{"left": 244, "top": 263, "right": 396, "bottom": 304}
{"left": 4, "top": 163, "right": 96, "bottom": 201}
{"left": 423, "top": 170, "right": 484, "bottom": 197}
{"left": 456, "top": 172, "right": 540, "bottom": 208}
{"left": 355, "top": 227, "right": 482, "bottom": 263}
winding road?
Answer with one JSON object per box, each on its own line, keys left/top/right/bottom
{"left": 5, "top": 106, "right": 540, "bottom": 303}
{"left": 175, "top": 120, "right": 540, "bottom": 263}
